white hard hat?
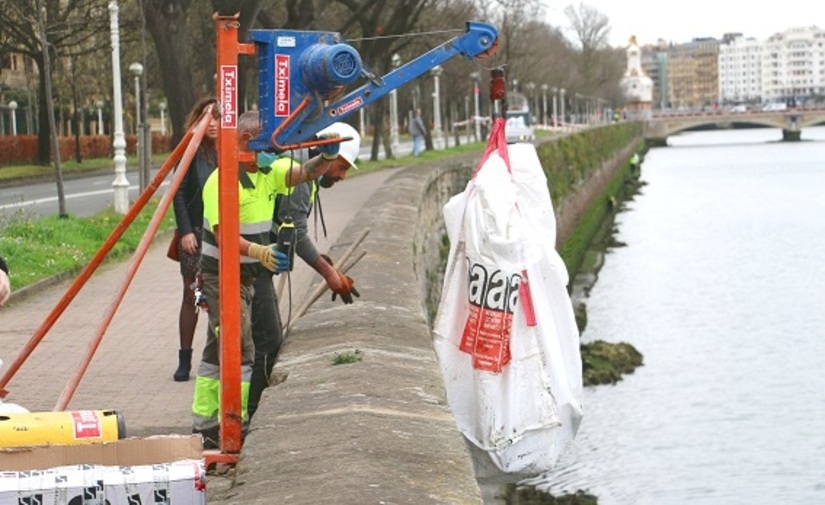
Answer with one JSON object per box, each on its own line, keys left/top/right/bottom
{"left": 318, "top": 122, "right": 360, "bottom": 169}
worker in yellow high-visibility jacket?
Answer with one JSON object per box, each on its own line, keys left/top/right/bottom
{"left": 192, "top": 111, "right": 347, "bottom": 448}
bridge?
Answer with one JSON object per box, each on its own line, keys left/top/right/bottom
{"left": 642, "top": 107, "right": 825, "bottom": 144}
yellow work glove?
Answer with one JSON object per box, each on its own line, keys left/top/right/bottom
{"left": 247, "top": 243, "right": 289, "bottom": 273}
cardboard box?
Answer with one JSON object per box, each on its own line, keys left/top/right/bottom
{"left": 0, "top": 435, "right": 206, "bottom": 504}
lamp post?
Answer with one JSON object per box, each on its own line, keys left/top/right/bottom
{"left": 390, "top": 53, "right": 401, "bottom": 156}
{"left": 129, "top": 63, "right": 143, "bottom": 133}
{"left": 540, "top": 84, "right": 548, "bottom": 126}
{"left": 129, "top": 62, "right": 145, "bottom": 191}
{"left": 109, "top": 1, "right": 129, "bottom": 214}
{"left": 96, "top": 100, "right": 104, "bottom": 135}
{"left": 526, "top": 82, "right": 535, "bottom": 124}
{"left": 552, "top": 87, "right": 558, "bottom": 129}
{"left": 8, "top": 101, "right": 17, "bottom": 135}
{"left": 470, "top": 71, "right": 481, "bottom": 141}
{"left": 159, "top": 101, "right": 167, "bottom": 136}
{"left": 464, "top": 94, "right": 470, "bottom": 143}
{"left": 559, "top": 88, "right": 566, "bottom": 130}
{"left": 431, "top": 64, "right": 444, "bottom": 149}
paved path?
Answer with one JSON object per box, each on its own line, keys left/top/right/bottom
{"left": 0, "top": 168, "right": 397, "bottom": 438}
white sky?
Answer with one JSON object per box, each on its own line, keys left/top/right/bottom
{"left": 542, "top": 0, "right": 825, "bottom": 47}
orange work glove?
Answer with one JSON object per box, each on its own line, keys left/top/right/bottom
{"left": 331, "top": 270, "right": 360, "bottom": 304}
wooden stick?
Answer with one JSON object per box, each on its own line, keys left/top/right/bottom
{"left": 285, "top": 250, "right": 367, "bottom": 337}
{"left": 275, "top": 270, "right": 288, "bottom": 302}
{"left": 331, "top": 228, "right": 370, "bottom": 274}
{"left": 278, "top": 227, "right": 368, "bottom": 315}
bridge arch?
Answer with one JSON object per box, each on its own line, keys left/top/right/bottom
{"left": 643, "top": 108, "right": 825, "bottom": 144}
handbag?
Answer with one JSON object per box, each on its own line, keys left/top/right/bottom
{"left": 167, "top": 229, "right": 181, "bottom": 262}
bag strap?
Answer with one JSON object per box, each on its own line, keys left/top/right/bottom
{"left": 472, "top": 117, "right": 511, "bottom": 179}
{"left": 470, "top": 117, "right": 537, "bottom": 328}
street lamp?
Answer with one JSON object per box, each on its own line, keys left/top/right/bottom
{"left": 8, "top": 101, "right": 17, "bottom": 135}
{"left": 129, "top": 63, "right": 143, "bottom": 133}
{"left": 552, "top": 87, "right": 558, "bottom": 129}
{"left": 95, "top": 100, "right": 104, "bottom": 135}
{"left": 526, "top": 82, "right": 535, "bottom": 123}
{"left": 129, "top": 62, "right": 146, "bottom": 192}
{"left": 159, "top": 101, "right": 167, "bottom": 136}
{"left": 541, "top": 84, "right": 548, "bottom": 126}
{"left": 390, "top": 53, "right": 401, "bottom": 156}
{"left": 575, "top": 93, "right": 582, "bottom": 124}
{"left": 431, "top": 64, "right": 444, "bottom": 149}
{"left": 109, "top": 1, "right": 129, "bottom": 214}
{"left": 470, "top": 71, "right": 481, "bottom": 141}
{"left": 559, "top": 88, "right": 566, "bottom": 130}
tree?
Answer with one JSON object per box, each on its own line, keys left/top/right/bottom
{"left": 326, "top": 0, "right": 434, "bottom": 160}
{"left": 564, "top": 3, "right": 622, "bottom": 101}
{"left": 142, "top": 0, "right": 198, "bottom": 148}
{"left": 0, "top": 0, "right": 110, "bottom": 165}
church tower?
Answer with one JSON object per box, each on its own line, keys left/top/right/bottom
{"left": 620, "top": 35, "right": 653, "bottom": 119}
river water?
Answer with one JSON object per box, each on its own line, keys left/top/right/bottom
{"left": 533, "top": 126, "right": 825, "bottom": 504}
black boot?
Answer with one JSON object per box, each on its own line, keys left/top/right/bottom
{"left": 174, "top": 349, "right": 193, "bottom": 382}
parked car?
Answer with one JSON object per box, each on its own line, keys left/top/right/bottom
{"left": 730, "top": 104, "right": 748, "bottom": 113}
{"left": 762, "top": 102, "right": 787, "bottom": 112}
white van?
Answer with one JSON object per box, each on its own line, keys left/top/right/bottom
{"left": 762, "top": 102, "right": 787, "bottom": 112}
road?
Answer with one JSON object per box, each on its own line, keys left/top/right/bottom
{"left": 0, "top": 137, "right": 429, "bottom": 220}
{"left": 0, "top": 171, "right": 162, "bottom": 219}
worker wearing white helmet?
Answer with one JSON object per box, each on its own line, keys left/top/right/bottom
{"left": 270, "top": 121, "right": 361, "bottom": 305}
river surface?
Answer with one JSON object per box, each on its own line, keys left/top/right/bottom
{"left": 533, "top": 126, "right": 825, "bottom": 504}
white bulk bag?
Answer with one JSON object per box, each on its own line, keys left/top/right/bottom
{"left": 433, "top": 119, "right": 583, "bottom": 474}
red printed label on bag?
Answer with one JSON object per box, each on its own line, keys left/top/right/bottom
{"left": 460, "top": 262, "right": 520, "bottom": 373}
{"left": 71, "top": 410, "right": 102, "bottom": 439}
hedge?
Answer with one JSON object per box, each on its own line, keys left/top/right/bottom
{"left": 0, "top": 134, "right": 172, "bottom": 166}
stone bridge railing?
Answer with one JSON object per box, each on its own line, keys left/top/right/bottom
{"left": 643, "top": 107, "right": 825, "bottom": 143}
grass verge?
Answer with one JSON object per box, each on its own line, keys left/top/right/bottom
{"left": 0, "top": 201, "right": 176, "bottom": 291}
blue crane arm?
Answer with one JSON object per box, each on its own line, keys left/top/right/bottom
{"left": 249, "top": 21, "right": 498, "bottom": 151}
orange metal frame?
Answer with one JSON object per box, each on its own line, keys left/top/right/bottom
{"left": 53, "top": 108, "right": 215, "bottom": 411}
{"left": 0, "top": 115, "right": 207, "bottom": 400}
{"left": 204, "top": 13, "right": 256, "bottom": 467}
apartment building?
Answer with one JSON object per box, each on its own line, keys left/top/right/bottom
{"left": 718, "top": 34, "right": 763, "bottom": 104}
{"left": 640, "top": 40, "right": 669, "bottom": 110}
{"left": 667, "top": 38, "right": 720, "bottom": 109}
{"left": 761, "top": 26, "right": 825, "bottom": 102}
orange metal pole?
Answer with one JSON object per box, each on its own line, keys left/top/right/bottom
{"left": 0, "top": 127, "right": 194, "bottom": 399}
{"left": 212, "top": 12, "right": 244, "bottom": 460}
{"left": 53, "top": 108, "right": 213, "bottom": 411}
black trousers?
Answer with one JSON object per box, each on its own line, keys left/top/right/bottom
{"left": 248, "top": 268, "right": 283, "bottom": 420}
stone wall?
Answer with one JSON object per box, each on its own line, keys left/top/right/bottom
{"left": 213, "top": 131, "right": 642, "bottom": 504}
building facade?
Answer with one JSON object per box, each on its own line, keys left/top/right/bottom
{"left": 718, "top": 34, "right": 763, "bottom": 104}
{"left": 667, "top": 38, "right": 720, "bottom": 109}
{"left": 761, "top": 26, "right": 825, "bottom": 103}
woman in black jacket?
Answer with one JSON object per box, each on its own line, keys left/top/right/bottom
{"left": 171, "top": 97, "right": 218, "bottom": 381}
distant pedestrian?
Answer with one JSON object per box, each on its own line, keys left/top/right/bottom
{"left": 409, "top": 108, "right": 426, "bottom": 157}
{"left": 171, "top": 97, "right": 219, "bottom": 382}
